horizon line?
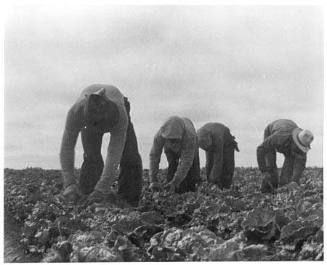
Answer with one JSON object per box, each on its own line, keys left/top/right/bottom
{"left": 3, "top": 166, "right": 324, "bottom": 171}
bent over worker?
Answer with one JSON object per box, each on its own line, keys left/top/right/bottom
{"left": 197, "top": 123, "right": 239, "bottom": 189}
{"left": 149, "top": 116, "right": 200, "bottom": 193}
{"left": 257, "top": 119, "right": 314, "bottom": 193}
{"left": 60, "top": 84, "right": 143, "bottom": 206}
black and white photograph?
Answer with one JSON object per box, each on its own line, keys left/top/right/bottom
{"left": 2, "top": 1, "right": 324, "bottom": 262}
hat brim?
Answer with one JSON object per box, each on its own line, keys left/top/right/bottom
{"left": 292, "top": 128, "right": 310, "bottom": 153}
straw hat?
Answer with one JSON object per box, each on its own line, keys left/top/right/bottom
{"left": 292, "top": 128, "right": 314, "bottom": 153}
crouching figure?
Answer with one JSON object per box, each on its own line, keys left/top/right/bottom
{"left": 149, "top": 116, "right": 200, "bottom": 193}
{"left": 197, "top": 122, "right": 239, "bottom": 189}
{"left": 60, "top": 84, "right": 142, "bottom": 206}
{"left": 257, "top": 119, "right": 313, "bottom": 193}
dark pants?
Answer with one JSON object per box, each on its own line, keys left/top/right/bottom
{"left": 260, "top": 126, "right": 291, "bottom": 192}
{"left": 260, "top": 127, "right": 281, "bottom": 192}
{"left": 206, "top": 129, "right": 236, "bottom": 189}
{"left": 261, "top": 150, "right": 279, "bottom": 191}
{"left": 164, "top": 148, "right": 200, "bottom": 193}
{"left": 117, "top": 120, "right": 143, "bottom": 207}
{"left": 79, "top": 99, "right": 143, "bottom": 207}
{"left": 262, "top": 153, "right": 295, "bottom": 190}
{"left": 80, "top": 127, "right": 104, "bottom": 195}
{"left": 261, "top": 153, "right": 294, "bottom": 193}
{"left": 279, "top": 156, "right": 294, "bottom": 186}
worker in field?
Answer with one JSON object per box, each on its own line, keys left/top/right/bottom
{"left": 59, "top": 84, "right": 143, "bottom": 207}
{"left": 257, "top": 119, "right": 314, "bottom": 193}
{"left": 149, "top": 116, "right": 200, "bottom": 193}
{"left": 197, "top": 123, "right": 239, "bottom": 189}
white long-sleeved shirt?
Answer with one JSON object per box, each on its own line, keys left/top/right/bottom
{"left": 149, "top": 116, "right": 197, "bottom": 186}
{"left": 59, "top": 84, "right": 128, "bottom": 192}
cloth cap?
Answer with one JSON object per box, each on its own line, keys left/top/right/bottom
{"left": 161, "top": 117, "right": 185, "bottom": 139}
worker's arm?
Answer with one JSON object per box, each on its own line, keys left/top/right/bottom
{"left": 59, "top": 105, "right": 83, "bottom": 188}
{"left": 292, "top": 153, "right": 307, "bottom": 184}
{"left": 171, "top": 136, "right": 196, "bottom": 187}
{"left": 94, "top": 109, "right": 128, "bottom": 193}
{"left": 257, "top": 133, "right": 279, "bottom": 173}
{"left": 208, "top": 138, "right": 223, "bottom": 183}
{"left": 149, "top": 132, "right": 165, "bottom": 183}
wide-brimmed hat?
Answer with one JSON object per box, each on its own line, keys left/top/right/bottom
{"left": 292, "top": 128, "right": 314, "bottom": 153}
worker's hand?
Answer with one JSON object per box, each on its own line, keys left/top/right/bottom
{"left": 62, "top": 184, "right": 81, "bottom": 203}
{"left": 260, "top": 172, "right": 275, "bottom": 193}
{"left": 84, "top": 188, "right": 119, "bottom": 206}
{"left": 85, "top": 189, "right": 106, "bottom": 206}
{"left": 288, "top": 181, "right": 300, "bottom": 189}
{"left": 164, "top": 180, "right": 178, "bottom": 194}
{"left": 149, "top": 182, "right": 162, "bottom": 192}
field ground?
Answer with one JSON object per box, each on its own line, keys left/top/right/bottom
{"left": 4, "top": 167, "right": 323, "bottom": 262}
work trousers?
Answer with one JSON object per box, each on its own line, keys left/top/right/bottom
{"left": 206, "top": 129, "right": 236, "bottom": 189}
{"left": 79, "top": 98, "right": 143, "bottom": 207}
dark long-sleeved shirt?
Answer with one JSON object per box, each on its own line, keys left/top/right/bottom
{"left": 257, "top": 119, "right": 307, "bottom": 182}
{"left": 149, "top": 116, "right": 197, "bottom": 186}
{"left": 59, "top": 84, "right": 128, "bottom": 192}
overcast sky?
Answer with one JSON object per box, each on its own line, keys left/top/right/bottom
{"left": 4, "top": 4, "right": 323, "bottom": 169}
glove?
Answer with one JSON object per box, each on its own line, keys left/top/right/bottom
{"left": 149, "top": 182, "right": 162, "bottom": 192}
{"left": 62, "top": 184, "right": 81, "bottom": 203}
